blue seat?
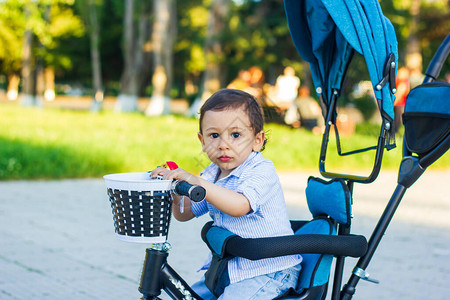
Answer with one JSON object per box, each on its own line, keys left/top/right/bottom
{"left": 201, "top": 177, "right": 367, "bottom": 300}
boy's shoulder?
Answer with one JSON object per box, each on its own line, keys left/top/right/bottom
{"left": 241, "top": 151, "right": 270, "bottom": 166}
{"left": 240, "top": 152, "right": 276, "bottom": 175}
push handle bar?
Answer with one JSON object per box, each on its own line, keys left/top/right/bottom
{"left": 424, "top": 33, "right": 450, "bottom": 83}
{"left": 319, "top": 91, "right": 386, "bottom": 183}
{"left": 172, "top": 180, "right": 206, "bottom": 202}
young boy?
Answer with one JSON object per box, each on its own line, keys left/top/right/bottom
{"left": 151, "top": 89, "right": 302, "bottom": 299}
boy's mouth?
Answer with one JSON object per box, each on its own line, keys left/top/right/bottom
{"left": 218, "top": 156, "right": 232, "bottom": 162}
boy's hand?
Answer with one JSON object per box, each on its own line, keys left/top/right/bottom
{"left": 150, "top": 160, "right": 179, "bottom": 179}
{"left": 150, "top": 166, "right": 170, "bottom": 179}
{"left": 163, "top": 168, "right": 199, "bottom": 185}
{"left": 150, "top": 166, "right": 199, "bottom": 186}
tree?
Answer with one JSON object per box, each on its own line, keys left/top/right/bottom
{"left": 145, "top": 0, "right": 177, "bottom": 116}
{"left": 383, "top": 0, "right": 449, "bottom": 75}
{"left": 173, "top": 0, "right": 208, "bottom": 101}
{"left": 20, "top": 3, "right": 37, "bottom": 106}
{"left": 116, "top": 0, "right": 152, "bottom": 112}
{"left": 0, "top": 0, "right": 84, "bottom": 106}
{"left": 0, "top": 1, "right": 25, "bottom": 100}
{"left": 20, "top": 2, "right": 53, "bottom": 107}
{"left": 77, "top": 0, "right": 104, "bottom": 111}
{"left": 405, "top": 0, "right": 421, "bottom": 71}
{"left": 189, "top": 0, "right": 231, "bottom": 117}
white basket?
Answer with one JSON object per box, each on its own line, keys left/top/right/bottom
{"left": 104, "top": 172, "right": 173, "bottom": 243}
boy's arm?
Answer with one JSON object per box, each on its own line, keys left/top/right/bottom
{"left": 171, "top": 194, "right": 196, "bottom": 221}
{"left": 195, "top": 177, "right": 251, "bottom": 217}
{"left": 152, "top": 167, "right": 251, "bottom": 217}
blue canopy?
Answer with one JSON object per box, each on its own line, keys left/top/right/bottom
{"left": 284, "top": 0, "right": 398, "bottom": 125}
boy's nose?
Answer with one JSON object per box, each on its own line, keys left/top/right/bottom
{"left": 218, "top": 137, "right": 230, "bottom": 150}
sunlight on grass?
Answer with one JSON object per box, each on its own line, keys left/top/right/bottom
{"left": 0, "top": 103, "right": 448, "bottom": 179}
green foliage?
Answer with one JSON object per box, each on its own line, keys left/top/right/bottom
{"left": 0, "top": 0, "right": 449, "bottom": 103}
{"left": 352, "top": 95, "right": 378, "bottom": 121}
{"left": 355, "top": 123, "right": 382, "bottom": 137}
{"left": 382, "top": 0, "right": 449, "bottom": 74}
{"left": 223, "top": 0, "right": 297, "bottom": 83}
{"left": 174, "top": 0, "right": 208, "bottom": 90}
{"left": 0, "top": 0, "right": 85, "bottom": 75}
{"left": 0, "top": 105, "right": 448, "bottom": 180}
{"left": 0, "top": 1, "right": 26, "bottom": 72}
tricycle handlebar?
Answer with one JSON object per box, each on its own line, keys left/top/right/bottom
{"left": 172, "top": 180, "right": 206, "bottom": 202}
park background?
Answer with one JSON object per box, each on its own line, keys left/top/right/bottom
{"left": 1, "top": 2, "right": 450, "bottom": 299}
{"left": 0, "top": 0, "right": 449, "bottom": 178}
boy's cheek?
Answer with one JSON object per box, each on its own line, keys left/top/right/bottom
{"left": 201, "top": 142, "right": 210, "bottom": 153}
{"left": 202, "top": 140, "right": 216, "bottom": 153}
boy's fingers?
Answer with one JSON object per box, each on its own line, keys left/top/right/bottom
{"left": 165, "top": 169, "right": 192, "bottom": 183}
{"left": 150, "top": 167, "right": 167, "bottom": 178}
{"left": 163, "top": 170, "right": 176, "bottom": 180}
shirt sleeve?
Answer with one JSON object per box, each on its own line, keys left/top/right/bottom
{"left": 190, "top": 199, "right": 208, "bottom": 217}
{"left": 235, "top": 160, "right": 279, "bottom": 214}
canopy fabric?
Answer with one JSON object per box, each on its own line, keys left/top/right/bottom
{"left": 284, "top": 0, "right": 398, "bottom": 123}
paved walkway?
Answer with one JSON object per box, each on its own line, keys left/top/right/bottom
{"left": 1, "top": 170, "right": 449, "bottom": 299}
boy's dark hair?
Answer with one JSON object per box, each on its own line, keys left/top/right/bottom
{"left": 199, "top": 88, "right": 267, "bottom": 150}
{"left": 199, "top": 89, "right": 264, "bottom": 133}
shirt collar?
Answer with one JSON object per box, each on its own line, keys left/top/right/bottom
{"left": 201, "top": 151, "right": 261, "bottom": 182}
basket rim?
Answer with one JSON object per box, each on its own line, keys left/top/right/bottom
{"left": 104, "top": 172, "right": 172, "bottom": 191}
{"left": 115, "top": 233, "right": 167, "bottom": 243}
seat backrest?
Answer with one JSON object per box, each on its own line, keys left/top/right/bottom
{"left": 305, "top": 176, "right": 352, "bottom": 226}
{"left": 297, "top": 177, "right": 352, "bottom": 291}
{"left": 295, "top": 218, "right": 335, "bottom": 290}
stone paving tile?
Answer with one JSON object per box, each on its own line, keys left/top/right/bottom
{"left": 1, "top": 171, "right": 449, "bottom": 300}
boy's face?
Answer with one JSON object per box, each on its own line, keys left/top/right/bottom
{"left": 198, "top": 106, "right": 265, "bottom": 178}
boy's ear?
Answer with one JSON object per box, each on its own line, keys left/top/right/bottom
{"left": 198, "top": 132, "right": 206, "bottom": 152}
{"left": 252, "top": 130, "right": 265, "bottom": 152}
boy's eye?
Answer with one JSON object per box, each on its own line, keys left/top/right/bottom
{"left": 210, "top": 133, "right": 219, "bottom": 138}
{"left": 231, "top": 132, "right": 241, "bottom": 138}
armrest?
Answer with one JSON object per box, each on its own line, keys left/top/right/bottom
{"left": 201, "top": 221, "right": 368, "bottom": 261}
{"left": 225, "top": 234, "right": 368, "bottom": 260}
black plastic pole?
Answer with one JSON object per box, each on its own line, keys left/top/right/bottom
{"left": 139, "top": 247, "right": 202, "bottom": 300}
{"left": 331, "top": 223, "right": 351, "bottom": 300}
{"left": 161, "top": 264, "right": 202, "bottom": 299}
{"left": 139, "top": 248, "right": 168, "bottom": 299}
{"left": 340, "top": 183, "right": 407, "bottom": 300}
{"left": 423, "top": 34, "right": 450, "bottom": 83}
{"left": 331, "top": 180, "right": 354, "bottom": 300}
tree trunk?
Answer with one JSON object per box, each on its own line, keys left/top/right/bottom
{"left": 405, "top": 0, "right": 424, "bottom": 89}
{"left": 189, "top": 0, "right": 230, "bottom": 117}
{"left": 137, "top": 5, "right": 153, "bottom": 97}
{"left": 44, "top": 68, "right": 55, "bottom": 101}
{"left": 20, "top": 26, "right": 40, "bottom": 107}
{"left": 20, "top": 3, "right": 50, "bottom": 107}
{"left": 406, "top": 0, "right": 421, "bottom": 71}
{"left": 7, "top": 74, "right": 20, "bottom": 101}
{"left": 116, "top": 0, "right": 138, "bottom": 112}
{"left": 89, "top": 0, "right": 104, "bottom": 112}
{"left": 117, "top": 0, "right": 152, "bottom": 112}
{"left": 35, "top": 57, "right": 45, "bottom": 103}
{"left": 145, "top": 0, "right": 176, "bottom": 116}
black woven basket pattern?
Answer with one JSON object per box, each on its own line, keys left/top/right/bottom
{"left": 107, "top": 188, "right": 172, "bottom": 239}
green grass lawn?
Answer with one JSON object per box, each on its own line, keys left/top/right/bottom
{"left": 0, "top": 103, "right": 448, "bottom": 180}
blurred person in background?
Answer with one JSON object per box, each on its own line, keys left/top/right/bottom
{"left": 394, "top": 66, "right": 410, "bottom": 133}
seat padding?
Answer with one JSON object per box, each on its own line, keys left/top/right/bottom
{"left": 306, "top": 177, "right": 352, "bottom": 225}
{"left": 296, "top": 219, "right": 336, "bottom": 289}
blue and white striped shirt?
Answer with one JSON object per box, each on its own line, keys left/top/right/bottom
{"left": 191, "top": 151, "right": 302, "bottom": 284}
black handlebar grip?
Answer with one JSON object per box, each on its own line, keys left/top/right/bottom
{"left": 173, "top": 181, "right": 206, "bottom": 202}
